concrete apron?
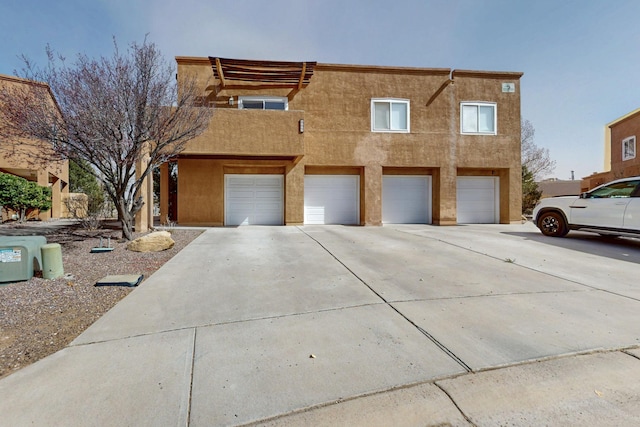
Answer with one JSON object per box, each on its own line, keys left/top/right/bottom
{"left": 1, "top": 224, "right": 640, "bottom": 426}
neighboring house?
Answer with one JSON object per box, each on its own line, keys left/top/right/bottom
{"left": 0, "top": 74, "right": 69, "bottom": 221}
{"left": 155, "top": 57, "right": 523, "bottom": 227}
{"left": 582, "top": 108, "right": 640, "bottom": 192}
{"left": 537, "top": 179, "right": 581, "bottom": 198}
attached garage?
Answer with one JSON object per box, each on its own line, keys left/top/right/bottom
{"left": 382, "top": 175, "right": 432, "bottom": 224}
{"left": 304, "top": 175, "right": 360, "bottom": 224}
{"left": 224, "top": 174, "right": 284, "bottom": 225}
{"left": 456, "top": 176, "right": 499, "bottom": 224}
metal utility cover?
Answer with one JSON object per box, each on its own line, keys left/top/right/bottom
{"left": 95, "top": 274, "right": 144, "bottom": 287}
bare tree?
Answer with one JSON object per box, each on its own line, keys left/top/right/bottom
{"left": 0, "top": 39, "right": 212, "bottom": 239}
{"left": 521, "top": 119, "right": 556, "bottom": 180}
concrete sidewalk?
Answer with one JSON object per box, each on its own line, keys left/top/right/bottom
{"left": 1, "top": 224, "right": 640, "bottom": 426}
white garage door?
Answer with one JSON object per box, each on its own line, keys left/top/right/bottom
{"left": 382, "top": 175, "right": 432, "bottom": 224}
{"left": 225, "top": 174, "right": 283, "bottom": 226}
{"left": 456, "top": 176, "right": 499, "bottom": 224}
{"left": 304, "top": 175, "right": 360, "bottom": 225}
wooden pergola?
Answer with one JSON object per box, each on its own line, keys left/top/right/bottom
{"left": 208, "top": 57, "right": 316, "bottom": 93}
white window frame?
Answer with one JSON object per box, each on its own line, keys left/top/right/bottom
{"left": 371, "top": 98, "right": 410, "bottom": 133}
{"left": 623, "top": 136, "right": 636, "bottom": 161}
{"left": 460, "top": 102, "right": 497, "bottom": 135}
{"left": 238, "top": 96, "right": 288, "bottom": 111}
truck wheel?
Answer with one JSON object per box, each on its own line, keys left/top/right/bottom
{"left": 538, "top": 211, "right": 568, "bottom": 237}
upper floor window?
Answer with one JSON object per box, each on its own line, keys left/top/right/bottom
{"left": 623, "top": 136, "right": 636, "bottom": 161}
{"left": 238, "top": 96, "right": 288, "bottom": 110}
{"left": 461, "top": 102, "right": 496, "bottom": 135}
{"left": 371, "top": 99, "right": 409, "bottom": 133}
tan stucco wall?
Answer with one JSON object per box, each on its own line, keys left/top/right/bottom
{"left": 183, "top": 109, "right": 304, "bottom": 156}
{"left": 177, "top": 158, "right": 224, "bottom": 226}
{"left": 0, "top": 75, "right": 69, "bottom": 220}
{"left": 176, "top": 158, "right": 294, "bottom": 226}
{"left": 297, "top": 66, "right": 522, "bottom": 225}
{"left": 170, "top": 58, "right": 522, "bottom": 226}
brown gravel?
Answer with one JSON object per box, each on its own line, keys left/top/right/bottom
{"left": 0, "top": 220, "right": 202, "bottom": 379}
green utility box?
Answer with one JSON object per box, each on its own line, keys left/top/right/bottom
{"left": 0, "top": 236, "right": 47, "bottom": 283}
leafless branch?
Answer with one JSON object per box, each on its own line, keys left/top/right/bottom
{"left": 521, "top": 119, "right": 556, "bottom": 180}
{"left": 0, "top": 39, "right": 213, "bottom": 239}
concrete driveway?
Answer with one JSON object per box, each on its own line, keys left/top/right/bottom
{"left": 1, "top": 223, "right": 640, "bottom": 426}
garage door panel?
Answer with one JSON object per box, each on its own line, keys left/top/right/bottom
{"left": 225, "top": 174, "right": 283, "bottom": 226}
{"left": 231, "top": 189, "right": 257, "bottom": 198}
{"left": 383, "top": 176, "right": 431, "bottom": 224}
{"left": 255, "top": 189, "right": 282, "bottom": 199}
{"left": 457, "top": 177, "right": 499, "bottom": 224}
{"left": 458, "top": 189, "right": 494, "bottom": 201}
{"left": 304, "top": 175, "right": 359, "bottom": 225}
{"left": 255, "top": 177, "right": 282, "bottom": 186}
{"left": 304, "top": 207, "right": 326, "bottom": 224}
{"left": 460, "top": 179, "right": 493, "bottom": 189}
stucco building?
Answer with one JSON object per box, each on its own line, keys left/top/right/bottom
{"left": 582, "top": 108, "right": 640, "bottom": 192}
{"left": 0, "top": 74, "right": 69, "bottom": 221}
{"left": 537, "top": 179, "right": 581, "bottom": 198}
{"left": 157, "top": 57, "right": 523, "bottom": 227}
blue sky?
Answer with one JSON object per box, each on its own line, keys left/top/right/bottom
{"left": 2, "top": 0, "right": 639, "bottom": 180}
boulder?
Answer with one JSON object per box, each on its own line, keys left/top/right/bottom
{"left": 126, "top": 231, "right": 175, "bottom": 252}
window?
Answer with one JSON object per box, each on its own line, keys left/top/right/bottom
{"left": 371, "top": 99, "right": 409, "bottom": 132}
{"left": 586, "top": 180, "right": 640, "bottom": 198}
{"left": 623, "top": 136, "right": 636, "bottom": 161}
{"left": 238, "top": 96, "right": 288, "bottom": 110}
{"left": 461, "top": 102, "right": 496, "bottom": 135}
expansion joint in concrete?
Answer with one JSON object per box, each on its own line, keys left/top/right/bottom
{"left": 622, "top": 348, "right": 640, "bottom": 362}
{"left": 434, "top": 382, "right": 478, "bottom": 427}
{"left": 400, "top": 229, "right": 640, "bottom": 303}
{"left": 186, "top": 327, "right": 197, "bottom": 426}
{"left": 299, "top": 227, "right": 473, "bottom": 373}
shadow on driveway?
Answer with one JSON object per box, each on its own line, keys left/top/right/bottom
{"left": 502, "top": 231, "right": 640, "bottom": 264}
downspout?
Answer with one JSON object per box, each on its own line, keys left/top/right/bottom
{"left": 448, "top": 69, "right": 457, "bottom": 225}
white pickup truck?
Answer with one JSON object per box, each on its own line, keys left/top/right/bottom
{"left": 532, "top": 176, "right": 640, "bottom": 237}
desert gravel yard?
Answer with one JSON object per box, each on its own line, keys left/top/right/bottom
{"left": 0, "top": 221, "right": 201, "bottom": 379}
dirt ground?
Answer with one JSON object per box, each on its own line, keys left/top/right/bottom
{"left": 0, "top": 220, "right": 202, "bottom": 379}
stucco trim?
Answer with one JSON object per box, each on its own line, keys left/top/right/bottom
{"left": 175, "top": 56, "right": 211, "bottom": 65}
{"left": 316, "top": 63, "right": 451, "bottom": 76}
{"left": 0, "top": 74, "right": 63, "bottom": 116}
{"left": 452, "top": 69, "right": 524, "bottom": 79}
{"left": 607, "top": 108, "right": 640, "bottom": 128}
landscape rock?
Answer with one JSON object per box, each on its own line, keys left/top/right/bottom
{"left": 126, "top": 231, "right": 175, "bottom": 252}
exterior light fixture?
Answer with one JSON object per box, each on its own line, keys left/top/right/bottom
{"left": 299, "top": 119, "right": 304, "bottom": 133}
{"left": 228, "top": 97, "right": 234, "bottom": 106}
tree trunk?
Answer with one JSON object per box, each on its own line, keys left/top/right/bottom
{"left": 120, "top": 214, "right": 134, "bottom": 241}
{"left": 114, "top": 199, "right": 134, "bottom": 240}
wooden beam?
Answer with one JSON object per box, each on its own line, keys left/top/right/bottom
{"left": 215, "top": 58, "right": 226, "bottom": 88}
{"left": 287, "top": 88, "right": 299, "bottom": 101}
{"left": 218, "top": 83, "right": 307, "bottom": 91}
{"left": 298, "top": 62, "right": 307, "bottom": 89}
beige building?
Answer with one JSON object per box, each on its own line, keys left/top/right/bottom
{"left": 0, "top": 74, "right": 69, "bottom": 221}
{"left": 538, "top": 179, "right": 581, "bottom": 198}
{"left": 157, "top": 57, "right": 523, "bottom": 227}
{"left": 582, "top": 108, "right": 640, "bottom": 192}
